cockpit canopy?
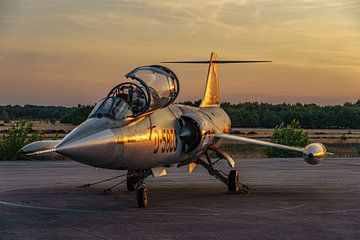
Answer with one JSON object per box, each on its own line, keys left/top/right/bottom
{"left": 89, "top": 65, "right": 179, "bottom": 119}
{"left": 126, "top": 65, "right": 179, "bottom": 112}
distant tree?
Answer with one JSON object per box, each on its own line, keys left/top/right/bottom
{"left": 60, "top": 105, "right": 94, "bottom": 125}
{"left": 0, "top": 110, "right": 10, "bottom": 121}
{"left": 266, "top": 120, "right": 309, "bottom": 157}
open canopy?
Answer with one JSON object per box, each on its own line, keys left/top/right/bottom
{"left": 126, "top": 65, "right": 179, "bottom": 112}
{"left": 89, "top": 65, "right": 180, "bottom": 119}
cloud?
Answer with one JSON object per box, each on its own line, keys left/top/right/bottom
{"left": 0, "top": 0, "right": 359, "bottom": 105}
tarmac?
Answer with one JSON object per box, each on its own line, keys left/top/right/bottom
{"left": 0, "top": 158, "right": 359, "bottom": 240}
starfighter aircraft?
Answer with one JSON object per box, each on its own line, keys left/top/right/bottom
{"left": 20, "top": 53, "right": 330, "bottom": 207}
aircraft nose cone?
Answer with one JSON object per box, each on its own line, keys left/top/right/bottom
{"left": 55, "top": 118, "right": 121, "bottom": 167}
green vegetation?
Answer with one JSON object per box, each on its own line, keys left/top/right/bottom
{"left": 182, "top": 100, "right": 360, "bottom": 129}
{"left": 266, "top": 120, "right": 309, "bottom": 157}
{"left": 2, "top": 101, "right": 360, "bottom": 129}
{"left": 221, "top": 102, "right": 360, "bottom": 129}
{"left": 0, "top": 120, "right": 43, "bottom": 160}
{"left": 0, "top": 104, "right": 94, "bottom": 126}
{"left": 0, "top": 105, "right": 70, "bottom": 120}
{"left": 60, "top": 104, "right": 93, "bottom": 125}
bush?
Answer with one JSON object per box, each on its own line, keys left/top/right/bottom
{"left": 266, "top": 120, "right": 309, "bottom": 157}
{"left": 0, "top": 120, "right": 43, "bottom": 160}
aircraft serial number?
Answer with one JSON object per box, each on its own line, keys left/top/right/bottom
{"left": 153, "top": 129, "right": 177, "bottom": 153}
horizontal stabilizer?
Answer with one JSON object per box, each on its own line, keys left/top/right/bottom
{"left": 162, "top": 60, "right": 272, "bottom": 64}
{"left": 163, "top": 53, "right": 271, "bottom": 107}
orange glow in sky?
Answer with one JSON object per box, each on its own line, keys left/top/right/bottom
{"left": 0, "top": 0, "right": 359, "bottom": 106}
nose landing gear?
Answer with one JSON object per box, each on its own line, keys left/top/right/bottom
{"left": 136, "top": 186, "right": 149, "bottom": 208}
{"left": 127, "top": 169, "right": 152, "bottom": 208}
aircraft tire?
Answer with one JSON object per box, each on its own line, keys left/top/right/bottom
{"left": 127, "top": 171, "right": 136, "bottom": 192}
{"left": 228, "top": 170, "right": 240, "bottom": 192}
{"left": 136, "top": 187, "right": 149, "bottom": 208}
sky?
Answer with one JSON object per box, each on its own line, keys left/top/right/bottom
{"left": 0, "top": 0, "right": 359, "bottom": 106}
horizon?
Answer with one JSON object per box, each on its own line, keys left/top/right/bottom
{"left": 0, "top": 1, "right": 359, "bottom": 106}
{"left": 1, "top": 99, "right": 360, "bottom": 108}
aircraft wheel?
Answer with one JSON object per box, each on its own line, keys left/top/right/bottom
{"left": 127, "top": 171, "right": 136, "bottom": 192}
{"left": 136, "top": 187, "right": 149, "bottom": 208}
{"left": 228, "top": 170, "right": 240, "bottom": 192}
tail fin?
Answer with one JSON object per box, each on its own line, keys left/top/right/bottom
{"left": 201, "top": 52, "right": 220, "bottom": 107}
{"left": 162, "top": 53, "right": 271, "bottom": 107}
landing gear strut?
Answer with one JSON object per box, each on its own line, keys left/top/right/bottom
{"left": 126, "top": 170, "right": 137, "bottom": 192}
{"left": 228, "top": 169, "right": 240, "bottom": 192}
{"left": 197, "top": 151, "right": 250, "bottom": 193}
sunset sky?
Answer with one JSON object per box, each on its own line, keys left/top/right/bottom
{"left": 0, "top": 0, "right": 359, "bottom": 106}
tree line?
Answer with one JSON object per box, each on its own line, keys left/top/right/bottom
{"left": 0, "top": 104, "right": 92, "bottom": 126}
{"left": 1, "top": 101, "right": 360, "bottom": 129}
{"left": 181, "top": 100, "right": 360, "bottom": 129}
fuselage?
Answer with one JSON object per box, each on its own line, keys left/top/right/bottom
{"left": 55, "top": 104, "right": 231, "bottom": 170}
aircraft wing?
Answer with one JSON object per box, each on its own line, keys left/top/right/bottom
{"left": 215, "top": 133, "right": 330, "bottom": 165}
{"left": 19, "top": 140, "right": 66, "bottom": 160}
{"left": 216, "top": 133, "right": 304, "bottom": 153}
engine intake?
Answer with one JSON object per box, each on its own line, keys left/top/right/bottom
{"left": 178, "top": 116, "right": 201, "bottom": 153}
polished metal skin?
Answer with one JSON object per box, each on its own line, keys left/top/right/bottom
{"left": 51, "top": 104, "right": 230, "bottom": 170}
{"left": 20, "top": 52, "right": 330, "bottom": 207}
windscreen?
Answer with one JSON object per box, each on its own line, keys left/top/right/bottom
{"left": 88, "top": 97, "right": 133, "bottom": 119}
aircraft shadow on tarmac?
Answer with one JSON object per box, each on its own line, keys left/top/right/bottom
{"left": 0, "top": 184, "right": 333, "bottom": 213}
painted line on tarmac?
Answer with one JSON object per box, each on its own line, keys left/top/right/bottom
{"left": 137, "top": 204, "right": 306, "bottom": 216}
{"left": 317, "top": 209, "right": 360, "bottom": 214}
{"left": 0, "top": 200, "right": 97, "bottom": 213}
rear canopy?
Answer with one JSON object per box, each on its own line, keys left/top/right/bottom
{"left": 125, "top": 65, "right": 180, "bottom": 112}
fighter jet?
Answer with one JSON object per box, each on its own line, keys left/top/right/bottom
{"left": 20, "top": 52, "right": 329, "bottom": 207}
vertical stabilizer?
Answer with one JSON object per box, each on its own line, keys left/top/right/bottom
{"left": 200, "top": 52, "right": 220, "bottom": 107}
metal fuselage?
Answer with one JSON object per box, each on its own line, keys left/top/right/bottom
{"left": 56, "top": 104, "right": 231, "bottom": 170}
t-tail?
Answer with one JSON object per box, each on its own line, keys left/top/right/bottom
{"left": 201, "top": 52, "right": 220, "bottom": 107}
{"left": 163, "top": 52, "right": 271, "bottom": 107}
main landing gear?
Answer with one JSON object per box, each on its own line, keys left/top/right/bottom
{"left": 129, "top": 150, "right": 250, "bottom": 207}
{"left": 197, "top": 150, "right": 251, "bottom": 193}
